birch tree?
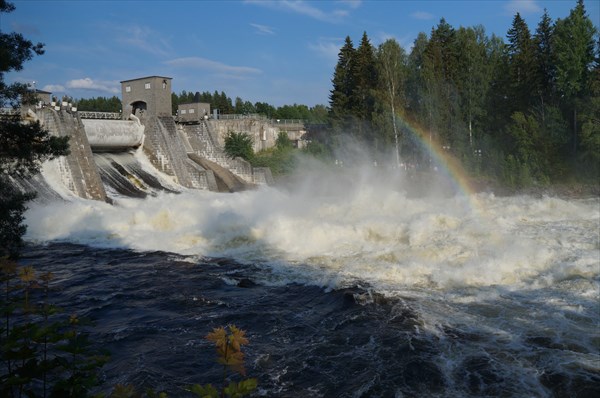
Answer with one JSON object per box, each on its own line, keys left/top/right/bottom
{"left": 376, "top": 39, "right": 407, "bottom": 166}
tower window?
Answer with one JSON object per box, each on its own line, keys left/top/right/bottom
{"left": 145, "top": 83, "right": 151, "bottom": 89}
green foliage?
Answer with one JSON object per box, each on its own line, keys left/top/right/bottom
{"left": 189, "top": 325, "right": 257, "bottom": 398}
{"left": 0, "top": 187, "right": 32, "bottom": 259}
{"left": 0, "top": 1, "right": 44, "bottom": 109}
{"left": 234, "top": 97, "right": 256, "bottom": 115}
{"left": 275, "top": 131, "right": 293, "bottom": 150}
{"left": 75, "top": 96, "right": 121, "bottom": 113}
{"left": 323, "top": 1, "right": 599, "bottom": 188}
{"left": 0, "top": 1, "right": 70, "bottom": 260}
{"left": 2, "top": 255, "right": 259, "bottom": 398}
{"left": 171, "top": 90, "right": 328, "bottom": 122}
{"left": 533, "top": 9, "right": 556, "bottom": 105}
{"left": 0, "top": 119, "right": 70, "bottom": 178}
{"left": 374, "top": 38, "right": 407, "bottom": 163}
{"left": 224, "top": 132, "right": 254, "bottom": 161}
{"left": 251, "top": 146, "right": 296, "bottom": 176}
{"left": 329, "top": 35, "right": 356, "bottom": 131}
{"left": 302, "top": 141, "right": 331, "bottom": 161}
{"left": 506, "top": 12, "right": 537, "bottom": 112}
{"left": 553, "top": 0, "right": 597, "bottom": 99}
{"left": 576, "top": 49, "right": 600, "bottom": 180}
{"left": 353, "top": 31, "right": 378, "bottom": 124}
{"left": 0, "top": 259, "right": 109, "bottom": 397}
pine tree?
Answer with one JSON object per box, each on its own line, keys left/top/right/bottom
{"left": 329, "top": 35, "right": 356, "bottom": 131}
{"left": 1, "top": 0, "right": 69, "bottom": 258}
{"left": 423, "top": 18, "right": 459, "bottom": 147}
{"left": 576, "top": 31, "right": 600, "bottom": 179}
{"left": 353, "top": 31, "right": 377, "bottom": 123}
{"left": 554, "top": 0, "right": 596, "bottom": 100}
{"left": 484, "top": 34, "right": 511, "bottom": 136}
{"left": 533, "top": 9, "right": 556, "bottom": 108}
{"left": 406, "top": 32, "right": 429, "bottom": 124}
{"left": 506, "top": 12, "right": 536, "bottom": 113}
{"left": 553, "top": 0, "right": 597, "bottom": 155}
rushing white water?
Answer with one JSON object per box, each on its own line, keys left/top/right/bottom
{"left": 22, "top": 164, "right": 600, "bottom": 395}
{"left": 24, "top": 173, "right": 599, "bottom": 291}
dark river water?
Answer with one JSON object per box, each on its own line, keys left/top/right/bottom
{"left": 16, "top": 161, "right": 600, "bottom": 397}
{"left": 20, "top": 238, "right": 599, "bottom": 397}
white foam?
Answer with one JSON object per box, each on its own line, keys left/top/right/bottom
{"left": 24, "top": 174, "right": 600, "bottom": 294}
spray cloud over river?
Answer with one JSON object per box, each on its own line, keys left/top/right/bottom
{"left": 21, "top": 165, "right": 600, "bottom": 396}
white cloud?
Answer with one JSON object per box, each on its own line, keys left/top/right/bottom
{"left": 504, "top": 0, "right": 542, "bottom": 15}
{"left": 42, "top": 84, "right": 66, "bottom": 93}
{"left": 245, "top": 0, "right": 352, "bottom": 23}
{"left": 66, "top": 78, "right": 120, "bottom": 94}
{"left": 166, "top": 57, "right": 262, "bottom": 75}
{"left": 308, "top": 37, "right": 343, "bottom": 64}
{"left": 250, "top": 23, "right": 275, "bottom": 35}
{"left": 114, "top": 24, "right": 171, "bottom": 57}
{"left": 410, "top": 11, "right": 435, "bottom": 20}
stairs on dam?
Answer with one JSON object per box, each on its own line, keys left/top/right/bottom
{"left": 141, "top": 115, "right": 216, "bottom": 191}
{"left": 181, "top": 120, "right": 274, "bottom": 190}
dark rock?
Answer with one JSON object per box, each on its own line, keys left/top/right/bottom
{"left": 237, "top": 278, "right": 256, "bottom": 288}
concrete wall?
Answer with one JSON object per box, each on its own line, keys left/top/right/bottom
{"left": 178, "top": 102, "right": 210, "bottom": 123}
{"left": 207, "top": 118, "right": 308, "bottom": 151}
{"left": 121, "top": 76, "right": 172, "bottom": 118}
{"left": 207, "top": 119, "right": 279, "bottom": 152}
{"left": 181, "top": 121, "right": 255, "bottom": 184}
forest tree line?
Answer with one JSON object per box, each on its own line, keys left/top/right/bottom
{"left": 74, "top": 0, "right": 598, "bottom": 186}
{"left": 328, "top": 0, "right": 599, "bottom": 186}
{"left": 75, "top": 92, "right": 329, "bottom": 122}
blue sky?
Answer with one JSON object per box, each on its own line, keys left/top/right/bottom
{"left": 3, "top": 0, "right": 599, "bottom": 107}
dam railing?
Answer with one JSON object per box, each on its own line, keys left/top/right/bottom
{"left": 215, "top": 113, "right": 305, "bottom": 126}
{"left": 79, "top": 111, "right": 122, "bottom": 120}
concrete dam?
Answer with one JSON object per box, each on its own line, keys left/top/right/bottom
{"left": 14, "top": 76, "right": 280, "bottom": 202}
{"left": 19, "top": 105, "right": 272, "bottom": 202}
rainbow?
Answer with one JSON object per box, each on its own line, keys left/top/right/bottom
{"left": 394, "top": 113, "right": 484, "bottom": 214}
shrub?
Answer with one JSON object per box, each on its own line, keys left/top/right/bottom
{"left": 224, "top": 132, "right": 254, "bottom": 161}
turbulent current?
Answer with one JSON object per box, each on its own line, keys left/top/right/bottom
{"left": 21, "top": 168, "right": 600, "bottom": 397}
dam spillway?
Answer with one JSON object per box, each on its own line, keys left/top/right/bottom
{"left": 82, "top": 117, "right": 144, "bottom": 152}
{"left": 40, "top": 108, "right": 107, "bottom": 201}
{"left": 19, "top": 106, "right": 271, "bottom": 201}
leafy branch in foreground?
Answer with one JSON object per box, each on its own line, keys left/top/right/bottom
{"left": 0, "top": 257, "right": 109, "bottom": 398}
{"left": 188, "top": 325, "right": 257, "bottom": 398}
{"left": 109, "top": 324, "right": 257, "bottom": 398}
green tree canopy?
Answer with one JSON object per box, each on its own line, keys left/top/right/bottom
{"left": 224, "top": 131, "right": 254, "bottom": 161}
{"left": 329, "top": 36, "right": 356, "bottom": 127}
{"left": 1, "top": 0, "right": 70, "bottom": 258}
